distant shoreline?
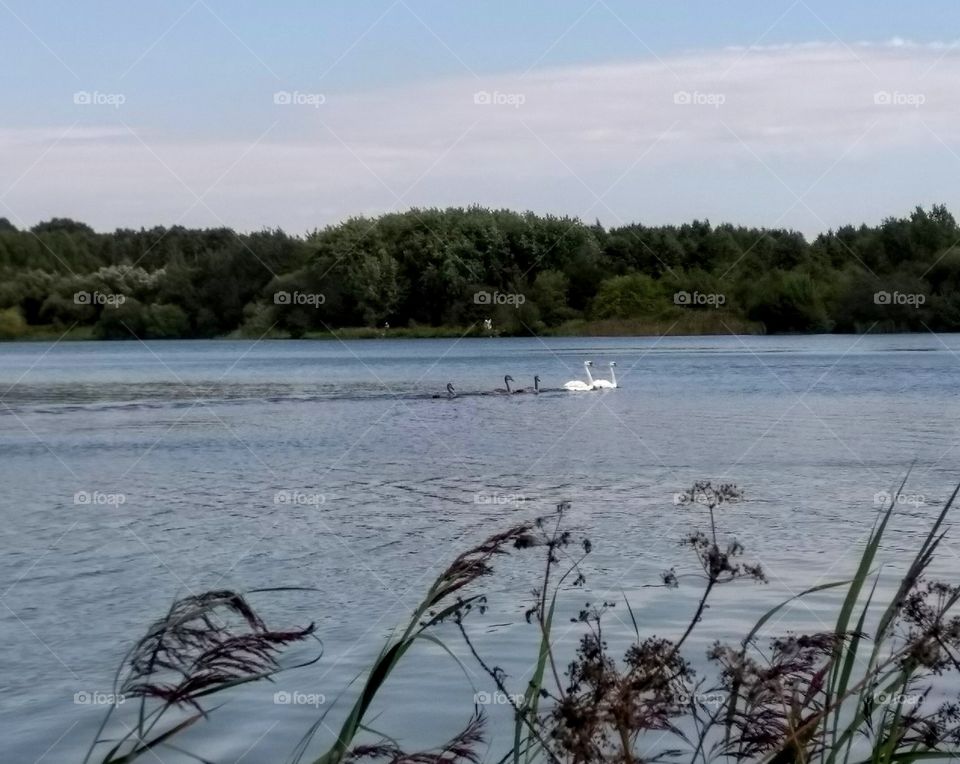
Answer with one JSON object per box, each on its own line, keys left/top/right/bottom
{"left": 4, "top": 317, "right": 938, "bottom": 343}
{"left": 3, "top": 205, "right": 957, "bottom": 343}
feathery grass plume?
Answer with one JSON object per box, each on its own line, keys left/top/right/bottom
{"left": 427, "top": 522, "right": 540, "bottom": 616}
{"left": 122, "top": 590, "right": 315, "bottom": 708}
{"left": 449, "top": 502, "right": 588, "bottom": 764}
{"left": 84, "top": 589, "right": 317, "bottom": 764}
{"left": 344, "top": 711, "right": 485, "bottom": 764}
{"left": 709, "top": 632, "right": 856, "bottom": 760}
{"left": 301, "top": 520, "right": 538, "bottom": 764}
{"left": 86, "top": 476, "right": 960, "bottom": 764}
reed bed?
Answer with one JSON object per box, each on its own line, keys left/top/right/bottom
{"left": 86, "top": 477, "right": 960, "bottom": 763}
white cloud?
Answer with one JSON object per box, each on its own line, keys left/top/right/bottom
{"left": 0, "top": 126, "right": 130, "bottom": 149}
{"left": 2, "top": 40, "right": 960, "bottom": 237}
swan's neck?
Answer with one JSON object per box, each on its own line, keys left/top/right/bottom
{"left": 505, "top": 377, "right": 511, "bottom": 393}
{"left": 609, "top": 366, "right": 617, "bottom": 386}
{"left": 584, "top": 364, "right": 594, "bottom": 384}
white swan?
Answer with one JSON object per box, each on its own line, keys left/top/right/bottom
{"left": 563, "top": 361, "right": 596, "bottom": 392}
{"left": 592, "top": 362, "right": 618, "bottom": 389}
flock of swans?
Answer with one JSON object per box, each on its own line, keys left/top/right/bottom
{"left": 433, "top": 361, "right": 617, "bottom": 398}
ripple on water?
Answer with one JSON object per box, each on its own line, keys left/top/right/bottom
{"left": 3, "top": 335, "right": 959, "bottom": 760}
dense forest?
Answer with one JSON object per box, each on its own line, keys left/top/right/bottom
{"left": 1, "top": 204, "right": 959, "bottom": 340}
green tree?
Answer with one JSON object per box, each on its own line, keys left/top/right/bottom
{"left": 746, "top": 271, "right": 830, "bottom": 332}
{"left": 530, "top": 270, "right": 573, "bottom": 326}
{"left": 592, "top": 273, "right": 668, "bottom": 319}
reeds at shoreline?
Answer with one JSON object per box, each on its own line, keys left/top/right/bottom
{"left": 85, "top": 478, "right": 960, "bottom": 764}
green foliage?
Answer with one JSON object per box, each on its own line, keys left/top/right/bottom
{"left": 0, "top": 306, "right": 27, "bottom": 339}
{"left": 93, "top": 299, "right": 191, "bottom": 339}
{"left": 1, "top": 205, "right": 959, "bottom": 338}
{"left": 745, "top": 270, "right": 831, "bottom": 332}
{"left": 530, "top": 270, "right": 575, "bottom": 325}
{"left": 592, "top": 273, "right": 669, "bottom": 318}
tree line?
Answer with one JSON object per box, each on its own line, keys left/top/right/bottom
{"left": 1, "top": 204, "right": 958, "bottom": 339}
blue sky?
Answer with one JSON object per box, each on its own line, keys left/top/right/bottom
{"left": 2, "top": 1, "right": 960, "bottom": 236}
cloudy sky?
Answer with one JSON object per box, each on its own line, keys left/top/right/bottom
{"left": 2, "top": 0, "right": 960, "bottom": 238}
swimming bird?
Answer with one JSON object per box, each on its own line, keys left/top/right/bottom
{"left": 563, "top": 361, "right": 596, "bottom": 392}
{"left": 494, "top": 375, "right": 515, "bottom": 394}
{"left": 511, "top": 375, "right": 539, "bottom": 394}
{"left": 432, "top": 382, "right": 457, "bottom": 399}
{"left": 592, "top": 362, "right": 618, "bottom": 389}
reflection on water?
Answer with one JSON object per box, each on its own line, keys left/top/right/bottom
{"left": 2, "top": 335, "right": 959, "bottom": 760}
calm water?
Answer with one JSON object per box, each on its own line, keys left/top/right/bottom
{"left": 2, "top": 334, "right": 960, "bottom": 762}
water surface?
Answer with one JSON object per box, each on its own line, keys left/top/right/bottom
{"left": 2, "top": 335, "right": 959, "bottom": 761}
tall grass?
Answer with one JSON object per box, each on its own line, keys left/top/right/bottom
{"left": 87, "top": 479, "right": 960, "bottom": 763}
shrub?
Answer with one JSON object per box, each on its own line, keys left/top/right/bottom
{"left": 0, "top": 306, "right": 28, "bottom": 339}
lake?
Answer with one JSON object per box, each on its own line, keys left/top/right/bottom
{"left": 2, "top": 334, "right": 959, "bottom": 761}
